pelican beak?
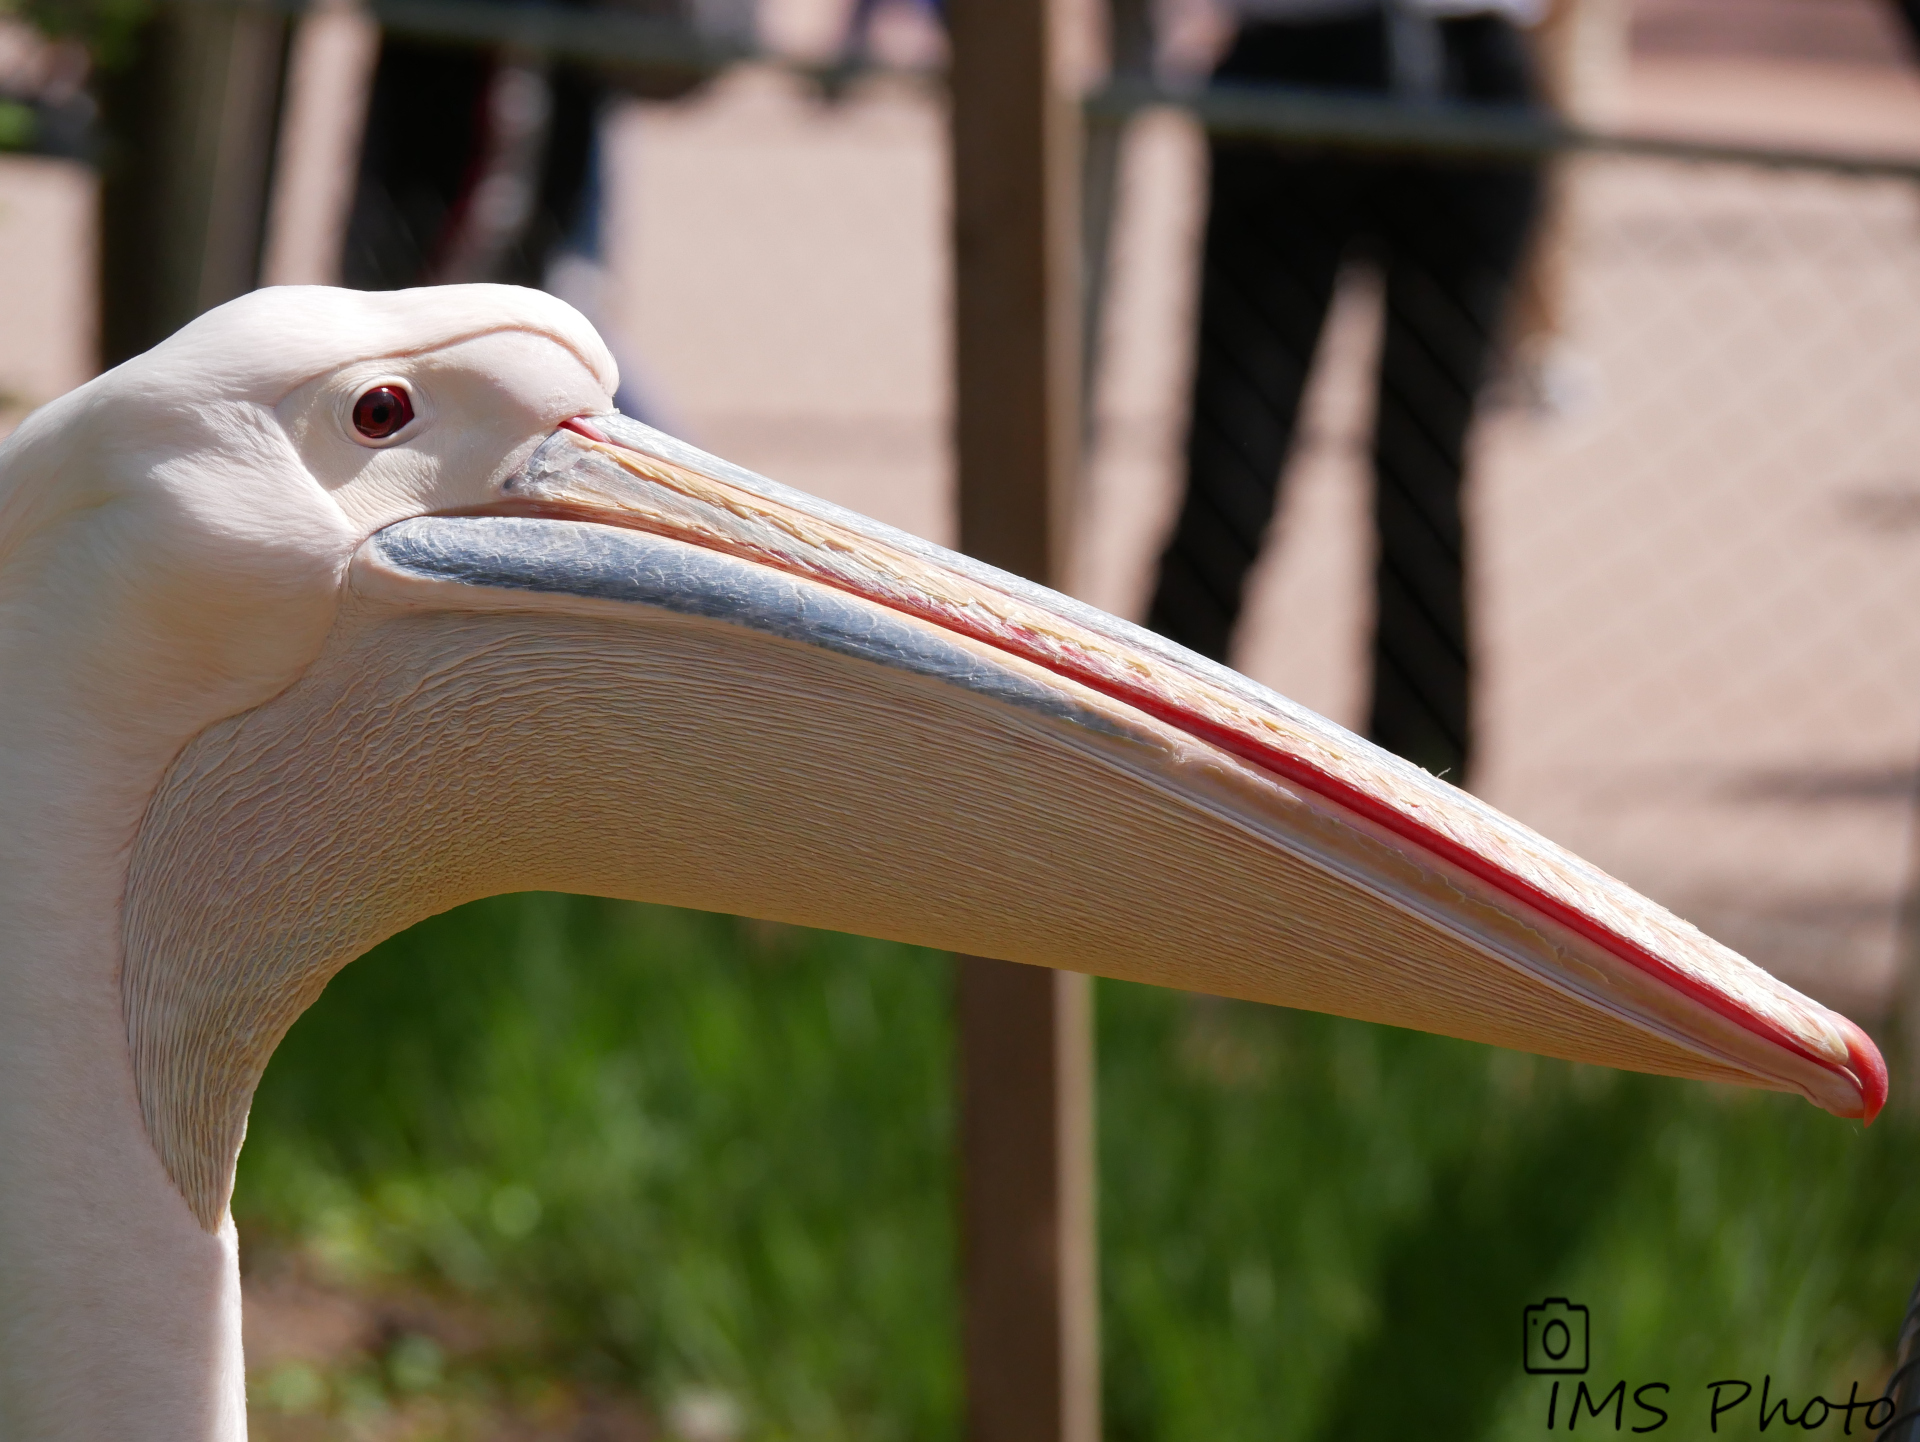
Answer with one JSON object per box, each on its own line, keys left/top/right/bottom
{"left": 348, "top": 411, "right": 1887, "bottom": 1123}
{"left": 137, "top": 407, "right": 1889, "bottom": 1229}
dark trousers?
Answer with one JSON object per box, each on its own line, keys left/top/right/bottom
{"left": 1147, "top": 11, "right": 1540, "bottom": 782}
{"left": 342, "top": 35, "right": 602, "bottom": 290}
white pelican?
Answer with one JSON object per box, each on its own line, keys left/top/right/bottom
{"left": 0, "top": 284, "right": 1883, "bottom": 1439}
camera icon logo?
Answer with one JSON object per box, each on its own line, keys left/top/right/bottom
{"left": 1523, "top": 1299, "right": 1590, "bottom": 1374}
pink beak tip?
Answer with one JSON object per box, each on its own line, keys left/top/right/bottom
{"left": 1842, "top": 1018, "right": 1889, "bottom": 1124}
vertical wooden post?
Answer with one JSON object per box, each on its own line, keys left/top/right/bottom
{"left": 957, "top": 962, "right": 1098, "bottom": 1442}
{"left": 98, "top": 2, "right": 290, "bottom": 365}
{"left": 951, "top": 0, "right": 1082, "bottom": 585}
{"left": 949, "top": 0, "right": 1097, "bottom": 1436}
{"left": 260, "top": 2, "right": 382, "bottom": 289}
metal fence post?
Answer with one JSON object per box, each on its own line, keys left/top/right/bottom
{"left": 950, "top": 0, "right": 1098, "bottom": 1434}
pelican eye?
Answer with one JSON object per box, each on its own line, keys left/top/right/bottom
{"left": 352, "top": 385, "right": 414, "bottom": 440}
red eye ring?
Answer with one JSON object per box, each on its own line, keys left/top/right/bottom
{"left": 352, "top": 385, "right": 414, "bottom": 440}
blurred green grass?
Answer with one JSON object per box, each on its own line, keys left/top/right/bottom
{"left": 237, "top": 893, "right": 1920, "bottom": 1440}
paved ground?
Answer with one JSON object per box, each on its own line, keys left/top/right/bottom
{"left": 6, "top": 46, "right": 1920, "bottom": 1016}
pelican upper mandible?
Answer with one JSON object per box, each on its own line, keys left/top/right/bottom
{"left": 0, "top": 284, "right": 1885, "bottom": 1439}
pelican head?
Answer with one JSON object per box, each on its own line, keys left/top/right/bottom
{"left": 0, "top": 284, "right": 1884, "bottom": 1439}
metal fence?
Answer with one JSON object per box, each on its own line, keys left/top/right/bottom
{"left": 1076, "top": 107, "right": 1920, "bottom": 1033}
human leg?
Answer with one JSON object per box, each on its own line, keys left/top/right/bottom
{"left": 1147, "top": 17, "right": 1394, "bottom": 661}
{"left": 1364, "top": 17, "right": 1541, "bottom": 781}
{"left": 1146, "top": 145, "right": 1358, "bottom": 661}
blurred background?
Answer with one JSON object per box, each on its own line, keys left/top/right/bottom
{"left": 7, "top": 0, "right": 1920, "bottom": 1436}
